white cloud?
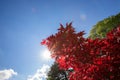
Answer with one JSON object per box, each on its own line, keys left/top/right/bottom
{"left": 80, "top": 14, "right": 87, "bottom": 21}
{"left": 0, "top": 69, "right": 18, "bottom": 80}
{"left": 27, "top": 65, "right": 50, "bottom": 80}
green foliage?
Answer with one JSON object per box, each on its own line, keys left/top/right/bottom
{"left": 89, "top": 13, "right": 120, "bottom": 39}
{"left": 46, "top": 62, "right": 65, "bottom": 80}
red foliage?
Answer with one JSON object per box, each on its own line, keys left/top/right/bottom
{"left": 41, "top": 23, "right": 120, "bottom": 80}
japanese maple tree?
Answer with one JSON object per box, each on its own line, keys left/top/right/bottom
{"left": 41, "top": 23, "right": 120, "bottom": 80}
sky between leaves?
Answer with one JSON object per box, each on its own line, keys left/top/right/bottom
{"left": 0, "top": 0, "right": 120, "bottom": 80}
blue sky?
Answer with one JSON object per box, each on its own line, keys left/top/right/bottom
{"left": 0, "top": 0, "right": 120, "bottom": 80}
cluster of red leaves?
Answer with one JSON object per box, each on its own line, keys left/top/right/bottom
{"left": 41, "top": 23, "right": 120, "bottom": 80}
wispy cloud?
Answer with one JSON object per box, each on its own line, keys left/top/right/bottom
{"left": 80, "top": 14, "right": 87, "bottom": 21}
{"left": 27, "top": 65, "right": 50, "bottom": 80}
{"left": 0, "top": 69, "right": 18, "bottom": 80}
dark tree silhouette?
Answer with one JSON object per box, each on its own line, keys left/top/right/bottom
{"left": 47, "top": 62, "right": 67, "bottom": 80}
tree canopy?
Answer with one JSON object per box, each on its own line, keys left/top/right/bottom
{"left": 47, "top": 62, "right": 66, "bottom": 80}
{"left": 44, "top": 13, "right": 120, "bottom": 80}
{"left": 42, "top": 23, "right": 120, "bottom": 80}
{"left": 89, "top": 13, "right": 120, "bottom": 39}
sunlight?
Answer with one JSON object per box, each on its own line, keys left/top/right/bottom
{"left": 41, "top": 49, "right": 51, "bottom": 60}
